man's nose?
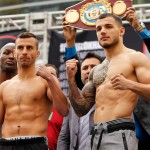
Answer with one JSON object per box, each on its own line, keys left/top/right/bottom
{"left": 22, "top": 48, "right": 28, "bottom": 54}
{"left": 8, "top": 52, "right": 15, "bottom": 58}
{"left": 87, "top": 67, "right": 92, "bottom": 74}
{"left": 101, "top": 27, "right": 106, "bottom": 34}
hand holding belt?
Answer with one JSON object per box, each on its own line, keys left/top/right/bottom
{"left": 65, "top": 0, "right": 132, "bottom": 30}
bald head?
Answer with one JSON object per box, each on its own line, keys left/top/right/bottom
{"left": 0, "top": 43, "right": 15, "bottom": 57}
{"left": 0, "top": 43, "right": 17, "bottom": 74}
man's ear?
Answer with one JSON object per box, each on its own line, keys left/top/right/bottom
{"left": 36, "top": 50, "right": 40, "bottom": 58}
{"left": 120, "top": 26, "right": 125, "bottom": 36}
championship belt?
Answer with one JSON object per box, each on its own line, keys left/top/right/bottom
{"left": 65, "top": 0, "right": 132, "bottom": 30}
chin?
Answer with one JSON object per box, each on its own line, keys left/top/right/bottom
{"left": 101, "top": 43, "right": 111, "bottom": 48}
{"left": 21, "top": 64, "right": 29, "bottom": 67}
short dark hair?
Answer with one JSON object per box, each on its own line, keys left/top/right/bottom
{"left": 98, "top": 13, "right": 123, "bottom": 27}
{"left": 81, "top": 52, "right": 102, "bottom": 64}
{"left": 45, "top": 64, "right": 58, "bottom": 77}
{"left": 16, "top": 32, "right": 38, "bottom": 49}
{"left": 17, "top": 32, "right": 38, "bottom": 39}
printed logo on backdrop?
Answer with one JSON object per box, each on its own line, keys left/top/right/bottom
{"left": 48, "top": 30, "right": 105, "bottom": 95}
{"left": 0, "top": 29, "right": 26, "bottom": 50}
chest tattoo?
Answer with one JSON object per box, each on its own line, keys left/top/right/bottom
{"left": 93, "top": 58, "right": 110, "bottom": 86}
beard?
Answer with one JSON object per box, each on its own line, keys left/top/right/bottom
{"left": 1, "top": 65, "right": 17, "bottom": 74}
{"left": 99, "top": 36, "right": 119, "bottom": 49}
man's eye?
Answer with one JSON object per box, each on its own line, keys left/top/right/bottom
{"left": 3, "top": 51, "right": 9, "bottom": 55}
{"left": 82, "top": 67, "right": 88, "bottom": 70}
{"left": 97, "top": 28, "right": 101, "bottom": 31}
{"left": 106, "top": 25, "right": 113, "bottom": 29}
{"left": 18, "top": 47, "right": 23, "bottom": 50}
{"left": 27, "top": 46, "right": 33, "bottom": 50}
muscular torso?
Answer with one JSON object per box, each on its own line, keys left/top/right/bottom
{"left": 92, "top": 52, "right": 139, "bottom": 123}
{"left": 2, "top": 76, "right": 52, "bottom": 138}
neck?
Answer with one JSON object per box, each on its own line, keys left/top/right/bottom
{"left": 17, "top": 65, "right": 36, "bottom": 80}
{"left": 0, "top": 70, "right": 17, "bottom": 84}
{"left": 104, "top": 43, "right": 125, "bottom": 60}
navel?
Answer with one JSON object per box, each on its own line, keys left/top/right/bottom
{"left": 101, "top": 107, "right": 104, "bottom": 110}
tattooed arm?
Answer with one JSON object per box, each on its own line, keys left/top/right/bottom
{"left": 68, "top": 80, "right": 96, "bottom": 117}
{"left": 66, "top": 59, "right": 96, "bottom": 117}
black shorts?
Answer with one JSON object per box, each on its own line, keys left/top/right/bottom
{"left": 0, "top": 136, "right": 49, "bottom": 150}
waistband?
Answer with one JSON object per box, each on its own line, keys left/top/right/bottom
{"left": 5, "top": 136, "right": 42, "bottom": 140}
{"left": 91, "top": 118, "right": 135, "bottom": 134}
{"left": 0, "top": 136, "right": 47, "bottom": 146}
{"left": 90, "top": 118, "right": 135, "bottom": 150}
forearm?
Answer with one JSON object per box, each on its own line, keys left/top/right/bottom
{"left": 128, "top": 80, "right": 150, "bottom": 100}
{"left": 47, "top": 77, "right": 70, "bottom": 117}
{"left": 68, "top": 79, "right": 95, "bottom": 117}
{"left": 52, "top": 90, "right": 69, "bottom": 117}
{"left": 66, "top": 37, "right": 75, "bottom": 47}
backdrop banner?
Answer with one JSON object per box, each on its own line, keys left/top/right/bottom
{"left": 0, "top": 29, "right": 26, "bottom": 50}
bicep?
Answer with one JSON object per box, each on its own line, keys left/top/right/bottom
{"left": 135, "top": 53, "right": 150, "bottom": 84}
{"left": 82, "top": 80, "right": 96, "bottom": 106}
{"left": 82, "top": 69, "right": 96, "bottom": 101}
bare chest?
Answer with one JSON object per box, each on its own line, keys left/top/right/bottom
{"left": 3, "top": 80, "right": 47, "bottom": 106}
{"left": 92, "top": 58, "right": 134, "bottom": 87}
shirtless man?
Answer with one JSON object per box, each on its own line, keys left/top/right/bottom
{"left": 66, "top": 13, "right": 150, "bottom": 150}
{"left": 0, "top": 43, "right": 17, "bottom": 84}
{"left": 0, "top": 32, "right": 69, "bottom": 150}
